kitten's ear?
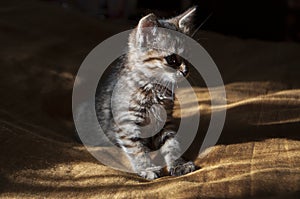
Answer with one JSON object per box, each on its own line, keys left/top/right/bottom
{"left": 137, "top": 13, "right": 158, "bottom": 30}
{"left": 169, "top": 6, "right": 197, "bottom": 34}
{"left": 136, "top": 13, "right": 158, "bottom": 47}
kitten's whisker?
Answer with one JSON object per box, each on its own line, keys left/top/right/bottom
{"left": 154, "top": 76, "right": 163, "bottom": 90}
{"left": 171, "top": 82, "right": 175, "bottom": 100}
{"left": 157, "top": 79, "right": 165, "bottom": 91}
{"left": 191, "top": 12, "right": 213, "bottom": 38}
{"left": 163, "top": 81, "right": 170, "bottom": 96}
{"left": 158, "top": 77, "right": 165, "bottom": 86}
{"left": 196, "top": 37, "right": 208, "bottom": 40}
{"left": 159, "top": 81, "right": 168, "bottom": 93}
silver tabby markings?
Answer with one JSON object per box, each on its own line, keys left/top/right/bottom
{"left": 95, "top": 7, "right": 197, "bottom": 180}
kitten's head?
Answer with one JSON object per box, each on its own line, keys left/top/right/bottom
{"left": 128, "top": 7, "right": 197, "bottom": 84}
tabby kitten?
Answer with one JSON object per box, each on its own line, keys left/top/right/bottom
{"left": 95, "top": 7, "right": 197, "bottom": 180}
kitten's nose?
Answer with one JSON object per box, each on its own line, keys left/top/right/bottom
{"left": 180, "top": 65, "right": 189, "bottom": 77}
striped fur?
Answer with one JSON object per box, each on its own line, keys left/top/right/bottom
{"left": 95, "top": 7, "right": 197, "bottom": 179}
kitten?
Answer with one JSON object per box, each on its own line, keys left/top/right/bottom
{"left": 95, "top": 7, "right": 197, "bottom": 180}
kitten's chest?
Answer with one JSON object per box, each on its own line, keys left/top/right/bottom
{"left": 138, "top": 83, "right": 174, "bottom": 107}
{"left": 132, "top": 83, "right": 174, "bottom": 132}
{"left": 139, "top": 83, "right": 175, "bottom": 119}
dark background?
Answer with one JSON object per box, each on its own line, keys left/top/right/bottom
{"left": 47, "top": 0, "right": 300, "bottom": 42}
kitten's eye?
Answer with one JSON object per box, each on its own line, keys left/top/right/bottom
{"left": 164, "top": 54, "right": 182, "bottom": 68}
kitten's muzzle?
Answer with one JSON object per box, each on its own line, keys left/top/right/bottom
{"left": 179, "top": 65, "right": 189, "bottom": 77}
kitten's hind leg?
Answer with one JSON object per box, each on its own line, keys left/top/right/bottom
{"left": 120, "top": 139, "right": 162, "bottom": 180}
{"left": 160, "top": 133, "right": 196, "bottom": 176}
{"left": 169, "top": 158, "right": 196, "bottom": 176}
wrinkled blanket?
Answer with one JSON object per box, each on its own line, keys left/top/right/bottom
{"left": 0, "top": 0, "right": 299, "bottom": 198}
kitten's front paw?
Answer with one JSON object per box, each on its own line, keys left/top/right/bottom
{"left": 138, "top": 166, "right": 162, "bottom": 180}
{"left": 169, "top": 161, "right": 196, "bottom": 176}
